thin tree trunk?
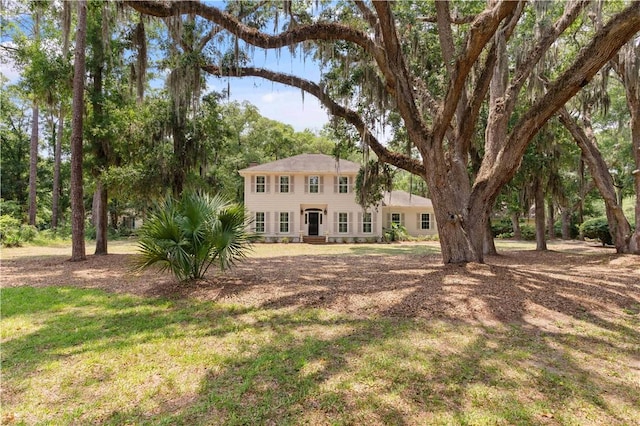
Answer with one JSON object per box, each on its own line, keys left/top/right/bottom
{"left": 547, "top": 199, "right": 555, "bottom": 240}
{"left": 94, "top": 181, "right": 108, "bottom": 255}
{"left": 90, "top": 3, "right": 109, "bottom": 255}
{"left": 52, "top": 1, "right": 70, "bottom": 231}
{"left": 561, "top": 207, "right": 571, "bottom": 240}
{"left": 511, "top": 212, "right": 522, "bottom": 240}
{"left": 535, "top": 179, "right": 547, "bottom": 251}
{"left": 70, "top": 0, "right": 87, "bottom": 262}
{"left": 28, "top": 103, "right": 38, "bottom": 226}
{"left": 52, "top": 107, "right": 64, "bottom": 229}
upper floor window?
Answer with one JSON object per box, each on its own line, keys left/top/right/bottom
{"left": 309, "top": 175, "right": 319, "bottom": 193}
{"left": 280, "top": 176, "right": 289, "bottom": 193}
{"left": 421, "top": 213, "right": 431, "bottom": 230}
{"left": 362, "top": 212, "right": 372, "bottom": 233}
{"left": 255, "top": 212, "right": 265, "bottom": 233}
{"left": 338, "top": 176, "right": 348, "bottom": 194}
{"left": 256, "top": 175, "right": 266, "bottom": 193}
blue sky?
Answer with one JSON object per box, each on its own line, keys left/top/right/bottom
{"left": 0, "top": 1, "right": 330, "bottom": 133}
{"left": 204, "top": 48, "right": 330, "bottom": 132}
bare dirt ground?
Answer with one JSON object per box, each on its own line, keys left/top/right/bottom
{"left": 2, "top": 241, "right": 639, "bottom": 325}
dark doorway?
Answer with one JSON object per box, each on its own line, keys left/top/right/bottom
{"left": 308, "top": 212, "right": 319, "bottom": 236}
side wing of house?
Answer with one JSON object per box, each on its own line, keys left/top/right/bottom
{"left": 381, "top": 191, "right": 438, "bottom": 238}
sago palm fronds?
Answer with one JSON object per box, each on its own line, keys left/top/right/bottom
{"left": 136, "top": 192, "right": 254, "bottom": 281}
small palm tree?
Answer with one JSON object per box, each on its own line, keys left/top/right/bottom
{"left": 136, "top": 192, "right": 254, "bottom": 281}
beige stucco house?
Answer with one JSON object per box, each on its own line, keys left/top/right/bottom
{"left": 238, "top": 153, "right": 437, "bottom": 242}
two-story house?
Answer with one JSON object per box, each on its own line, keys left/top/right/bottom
{"left": 238, "top": 153, "right": 437, "bottom": 242}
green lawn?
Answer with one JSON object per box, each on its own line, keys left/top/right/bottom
{"left": 1, "top": 241, "right": 638, "bottom": 425}
{"left": 0, "top": 238, "right": 558, "bottom": 260}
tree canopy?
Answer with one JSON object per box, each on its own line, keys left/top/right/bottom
{"left": 127, "top": 0, "right": 640, "bottom": 263}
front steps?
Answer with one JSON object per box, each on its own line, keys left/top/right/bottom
{"left": 302, "top": 236, "right": 327, "bottom": 244}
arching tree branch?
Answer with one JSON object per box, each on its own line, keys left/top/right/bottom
{"left": 434, "top": 0, "right": 518, "bottom": 143}
{"left": 125, "top": 0, "right": 383, "bottom": 59}
{"left": 202, "top": 64, "right": 426, "bottom": 177}
{"left": 475, "top": 1, "right": 640, "bottom": 205}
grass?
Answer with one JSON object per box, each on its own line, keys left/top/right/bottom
{"left": 0, "top": 238, "right": 580, "bottom": 261}
{"left": 2, "top": 282, "right": 639, "bottom": 425}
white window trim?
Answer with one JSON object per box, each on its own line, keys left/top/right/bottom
{"left": 255, "top": 212, "right": 265, "bottom": 233}
{"left": 279, "top": 175, "right": 290, "bottom": 193}
{"left": 279, "top": 212, "right": 290, "bottom": 234}
{"left": 338, "top": 212, "right": 349, "bottom": 234}
{"left": 309, "top": 175, "right": 320, "bottom": 193}
{"left": 338, "top": 176, "right": 349, "bottom": 194}
{"left": 256, "top": 175, "right": 266, "bottom": 193}
{"left": 362, "top": 212, "right": 373, "bottom": 234}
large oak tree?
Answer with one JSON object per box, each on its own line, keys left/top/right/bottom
{"left": 128, "top": 0, "right": 640, "bottom": 263}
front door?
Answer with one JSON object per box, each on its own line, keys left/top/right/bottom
{"left": 308, "top": 212, "right": 319, "bottom": 236}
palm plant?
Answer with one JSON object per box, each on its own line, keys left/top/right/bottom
{"left": 136, "top": 192, "right": 254, "bottom": 281}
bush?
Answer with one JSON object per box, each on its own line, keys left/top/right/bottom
{"left": 0, "top": 215, "right": 38, "bottom": 247}
{"left": 580, "top": 217, "right": 613, "bottom": 246}
{"left": 496, "top": 232, "right": 514, "bottom": 239}
{"left": 0, "top": 199, "right": 23, "bottom": 220}
{"left": 136, "top": 193, "right": 256, "bottom": 281}
{"left": 383, "top": 223, "right": 409, "bottom": 242}
{"left": 491, "top": 219, "right": 513, "bottom": 237}
{"left": 519, "top": 224, "right": 536, "bottom": 241}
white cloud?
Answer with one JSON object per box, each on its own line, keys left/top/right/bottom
{"left": 209, "top": 77, "right": 330, "bottom": 132}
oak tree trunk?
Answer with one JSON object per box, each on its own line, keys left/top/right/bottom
{"left": 429, "top": 189, "right": 482, "bottom": 263}
{"left": 70, "top": 0, "right": 87, "bottom": 262}
{"left": 630, "top": 97, "right": 640, "bottom": 253}
{"left": 483, "top": 217, "right": 497, "bottom": 255}
{"left": 559, "top": 108, "right": 632, "bottom": 253}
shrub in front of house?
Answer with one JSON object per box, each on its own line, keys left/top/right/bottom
{"left": 136, "top": 193, "right": 255, "bottom": 281}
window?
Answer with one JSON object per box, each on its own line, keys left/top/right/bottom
{"left": 279, "top": 176, "right": 289, "bottom": 193}
{"left": 362, "top": 212, "right": 372, "bottom": 233}
{"left": 309, "top": 175, "right": 319, "bottom": 193}
{"left": 338, "top": 176, "right": 348, "bottom": 193}
{"left": 391, "top": 213, "right": 401, "bottom": 225}
{"left": 338, "top": 212, "right": 348, "bottom": 233}
{"left": 280, "top": 212, "right": 289, "bottom": 233}
{"left": 256, "top": 176, "right": 266, "bottom": 193}
{"left": 421, "top": 213, "right": 431, "bottom": 230}
{"left": 255, "top": 212, "right": 265, "bottom": 233}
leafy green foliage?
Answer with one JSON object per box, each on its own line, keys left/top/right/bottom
{"left": 580, "top": 217, "right": 613, "bottom": 246}
{"left": 136, "top": 192, "right": 255, "bottom": 281}
{"left": 383, "top": 222, "right": 409, "bottom": 242}
{"left": 0, "top": 215, "right": 38, "bottom": 247}
{"left": 355, "top": 160, "right": 394, "bottom": 209}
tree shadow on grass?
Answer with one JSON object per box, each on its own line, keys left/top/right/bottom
{"left": 3, "top": 248, "right": 639, "bottom": 424}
